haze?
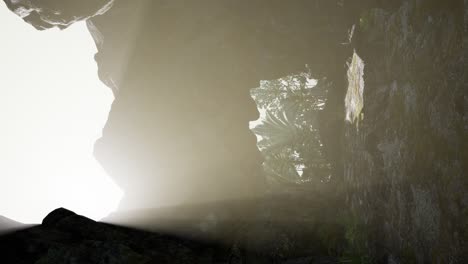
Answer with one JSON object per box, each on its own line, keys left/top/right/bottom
{"left": 0, "top": 2, "right": 122, "bottom": 224}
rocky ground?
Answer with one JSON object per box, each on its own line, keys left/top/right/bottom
{"left": 0, "top": 194, "right": 344, "bottom": 264}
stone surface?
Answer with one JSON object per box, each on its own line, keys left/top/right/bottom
{"left": 3, "top": 0, "right": 113, "bottom": 30}
{"left": 343, "top": 0, "right": 467, "bottom": 262}
{"left": 0, "top": 206, "right": 342, "bottom": 264}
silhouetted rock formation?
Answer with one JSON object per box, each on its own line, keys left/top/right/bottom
{"left": 0, "top": 208, "right": 220, "bottom": 264}
{"left": 0, "top": 207, "right": 341, "bottom": 263}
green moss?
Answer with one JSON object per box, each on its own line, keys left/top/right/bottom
{"left": 338, "top": 212, "right": 372, "bottom": 263}
{"left": 339, "top": 255, "right": 372, "bottom": 264}
{"left": 359, "top": 10, "right": 371, "bottom": 32}
{"left": 400, "top": 245, "right": 418, "bottom": 264}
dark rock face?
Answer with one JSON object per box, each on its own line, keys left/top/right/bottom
{"left": 0, "top": 208, "right": 216, "bottom": 264}
{"left": 344, "top": 0, "right": 467, "bottom": 262}
{"left": 0, "top": 207, "right": 341, "bottom": 264}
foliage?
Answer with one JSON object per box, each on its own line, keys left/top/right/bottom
{"left": 250, "top": 72, "right": 333, "bottom": 185}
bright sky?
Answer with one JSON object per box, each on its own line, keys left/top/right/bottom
{"left": 0, "top": 3, "right": 122, "bottom": 224}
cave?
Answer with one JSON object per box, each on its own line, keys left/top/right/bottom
{"left": 0, "top": 0, "right": 466, "bottom": 263}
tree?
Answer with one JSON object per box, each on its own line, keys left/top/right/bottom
{"left": 250, "top": 72, "right": 332, "bottom": 185}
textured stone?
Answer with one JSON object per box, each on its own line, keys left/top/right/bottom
{"left": 344, "top": 0, "right": 467, "bottom": 262}
{"left": 0, "top": 204, "right": 342, "bottom": 264}
{"left": 3, "top": 0, "right": 114, "bottom": 30}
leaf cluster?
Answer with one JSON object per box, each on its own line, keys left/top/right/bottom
{"left": 250, "top": 73, "right": 332, "bottom": 184}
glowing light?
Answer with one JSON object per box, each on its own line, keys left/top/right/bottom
{"left": 0, "top": 3, "right": 122, "bottom": 224}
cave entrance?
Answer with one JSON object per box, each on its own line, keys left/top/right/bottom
{"left": 0, "top": 2, "right": 122, "bottom": 224}
{"left": 250, "top": 72, "right": 334, "bottom": 187}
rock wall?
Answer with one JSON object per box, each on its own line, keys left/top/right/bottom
{"left": 3, "top": 0, "right": 113, "bottom": 30}
{"left": 344, "top": 0, "right": 467, "bottom": 262}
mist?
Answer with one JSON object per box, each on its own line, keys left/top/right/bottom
{"left": 0, "top": 2, "right": 122, "bottom": 223}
